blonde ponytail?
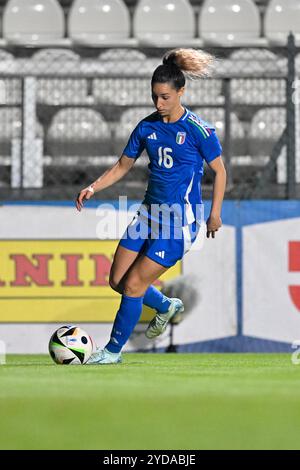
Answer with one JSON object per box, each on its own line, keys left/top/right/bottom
{"left": 163, "top": 48, "right": 215, "bottom": 79}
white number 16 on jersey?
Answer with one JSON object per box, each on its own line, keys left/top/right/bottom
{"left": 158, "top": 147, "right": 173, "bottom": 169}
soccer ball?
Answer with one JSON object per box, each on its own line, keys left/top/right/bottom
{"left": 49, "top": 325, "right": 94, "bottom": 365}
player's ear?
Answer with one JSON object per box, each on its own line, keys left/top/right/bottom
{"left": 178, "top": 87, "right": 185, "bottom": 98}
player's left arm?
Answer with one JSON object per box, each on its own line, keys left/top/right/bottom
{"left": 206, "top": 156, "right": 227, "bottom": 239}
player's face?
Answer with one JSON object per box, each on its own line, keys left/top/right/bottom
{"left": 152, "top": 83, "right": 184, "bottom": 117}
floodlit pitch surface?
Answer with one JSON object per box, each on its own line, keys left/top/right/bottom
{"left": 0, "top": 353, "right": 299, "bottom": 450}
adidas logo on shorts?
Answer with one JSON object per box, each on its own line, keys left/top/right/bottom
{"left": 155, "top": 251, "right": 165, "bottom": 259}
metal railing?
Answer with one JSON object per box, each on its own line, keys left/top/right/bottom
{"left": 0, "top": 37, "right": 298, "bottom": 200}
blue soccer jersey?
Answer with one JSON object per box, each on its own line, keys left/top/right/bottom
{"left": 123, "top": 108, "right": 222, "bottom": 227}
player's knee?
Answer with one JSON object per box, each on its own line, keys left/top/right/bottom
{"left": 109, "top": 274, "right": 121, "bottom": 293}
{"left": 123, "top": 275, "right": 143, "bottom": 297}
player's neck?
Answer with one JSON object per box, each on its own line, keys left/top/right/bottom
{"left": 162, "top": 106, "right": 185, "bottom": 123}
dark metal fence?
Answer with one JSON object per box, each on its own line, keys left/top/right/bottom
{"left": 0, "top": 36, "right": 299, "bottom": 201}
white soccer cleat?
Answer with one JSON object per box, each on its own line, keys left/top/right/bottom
{"left": 145, "top": 298, "right": 184, "bottom": 339}
{"left": 86, "top": 347, "right": 122, "bottom": 365}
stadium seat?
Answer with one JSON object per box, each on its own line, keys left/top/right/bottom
{"left": 0, "top": 51, "right": 20, "bottom": 104}
{"left": 114, "top": 107, "right": 154, "bottom": 155}
{"left": 68, "top": 0, "right": 130, "bottom": 46}
{"left": 99, "top": 49, "right": 147, "bottom": 61}
{"left": 37, "top": 79, "right": 89, "bottom": 106}
{"left": 32, "top": 48, "right": 80, "bottom": 73}
{"left": 227, "top": 49, "right": 287, "bottom": 76}
{"left": 249, "top": 108, "right": 286, "bottom": 156}
{"left": 183, "top": 79, "right": 224, "bottom": 106}
{"left": 0, "top": 49, "right": 15, "bottom": 65}
{"left": 265, "top": 0, "right": 300, "bottom": 45}
{"left": 194, "top": 107, "right": 244, "bottom": 139}
{"left": 114, "top": 106, "right": 155, "bottom": 155}
{"left": 30, "top": 49, "right": 90, "bottom": 106}
{"left": 3, "top": 0, "right": 65, "bottom": 45}
{"left": 0, "top": 107, "right": 43, "bottom": 156}
{"left": 106, "top": 58, "right": 161, "bottom": 77}
{"left": 194, "top": 107, "right": 246, "bottom": 156}
{"left": 199, "top": 0, "right": 261, "bottom": 45}
{"left": 231, "top": 79, "right": 286, "bottom": 105}
{"left": 133, "top": 0, "right": 196, "bottom": 44}
{"left": 0, "top": 107, "right": 22, "bottom": 156}
{"left": 116, "top": 107, "right": 154, "bottom": 139}
{"left": 97, "top": 49, "right": 160, "bottom": 77}
{"left": 0, "top": 78, "right": 21, "bottom": 105}
{"left": 93, "top": 78, "right": 152, "bottom": 105}
{"left": 46, "top": 108, "right": 111, "bottom": 157}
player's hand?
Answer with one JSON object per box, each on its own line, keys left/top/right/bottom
{"left": 75, "top": 185, "right": 94, "bottom": 212}
{"left": 206, "top": 214, "right": 222, "bottom": 238}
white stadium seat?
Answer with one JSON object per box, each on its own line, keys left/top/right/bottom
{"left": 48, "top": 108, "right": 111, "bottom": 141}
{"left": 3, "top": 0, "right": 65, "bottom": 45}
{"left": 265, "top": 0, "right": 300, "bottom": 45}
{"left": 99, "top": 49, "right": 147, "bottom": 61}
{"left": 133, "top": 0, "right": 195, "bottom": 44}
{"left": 47, "top": 108, "right": 111, "bottom": 157}
{"left": 183, "top": 79, "right": 224, "bottom": 106}
{"left": 31, "top": 49, "right": 89, "bottom": 105}
{"left": 228, "top": 48, "right": 287, "bottom": 76}
{"left": 97, "top": 53, "right": 160, "bottom": 77}
{"left": 32, "top": 48, "right": 81, "bottom": 73}
{"left": 199, "top": 0, "right": 261, "bottom": 45}
{"left": 0, "top": 78, "right": 21, "bottom": 105}
{"left": 194, "top": 108, "right": 245, "bottom": 141}
{"left": 231, "top": 79, "right": 286, "bottom": 105}
{"left": 114, "top": 107, "right": 154, "bottom": 156}
{"left": 0, "top": 107, "right": 43, "bottom": 155}
{"left": 97, "top": 49, "right": 159, "bottom": 77}
{"left": 249, "top": 107, "right": 286, "bottom": 156}
{"left": 215, "top": 50, "right": 285, "bottom": 77}
{"left": 93, "top": 78, "right": 152, "bottom": 105}
{"left": 0, "top": 107, "right": 43, "bottom": 139}
{"left": 68, "top": 0, "right": 130, "bottom": 46}
{"left": 0, "top": 50, "right": 20, "bottom": 105}
{"left": 194, "top": 107, "right": 246, "bottom": 156}
{"left": 0, "top": 49, "right": 15, "bottom": 62}
{"left": 116, "top": 107, "right": 155, "bottom": 140}
{"left": 37, "top": 79, "right": 89, "bottom": 106}
{"left": 0, "top": 107, "right": 22, "bottom": 144}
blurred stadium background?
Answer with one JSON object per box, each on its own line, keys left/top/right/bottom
{"left": 0, "top": 0, "right": 299, "bottom": 200}
{"left": 0, "top": 0, "right": 300, "bottom": 354}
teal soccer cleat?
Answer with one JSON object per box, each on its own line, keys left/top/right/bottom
{"left": 145, "top": 298, "right": 184, "bottom": 339}
{"left": 86, "top": 347, "right": 122, "bottom": 365}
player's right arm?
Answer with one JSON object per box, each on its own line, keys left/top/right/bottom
{"left": 75, "top": 154, "right": 135, "bottom": 212}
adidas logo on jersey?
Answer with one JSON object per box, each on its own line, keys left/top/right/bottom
{"left": 155, "top": 251, "right": 165, "bottom": 259}
{"left": 147, "top": 133, "right": 157, "bottom": 140}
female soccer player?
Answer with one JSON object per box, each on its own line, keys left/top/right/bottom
{"left": 76, "top": 48, "right": 226, "bottom": 364}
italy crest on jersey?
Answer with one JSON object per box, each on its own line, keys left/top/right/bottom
{"left": 176, "top": 132, "right": 186, "bottom": 145}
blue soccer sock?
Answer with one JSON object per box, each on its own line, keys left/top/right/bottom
{"left": 106, "top": 294, "right": 144, "bottom": 354}
{"left": 143, "top": 285, "right": 171, "bottom": 313}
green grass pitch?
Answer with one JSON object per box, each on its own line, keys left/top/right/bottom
{"left": 0, "top": 353, "right": 300, "bottom": 450}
